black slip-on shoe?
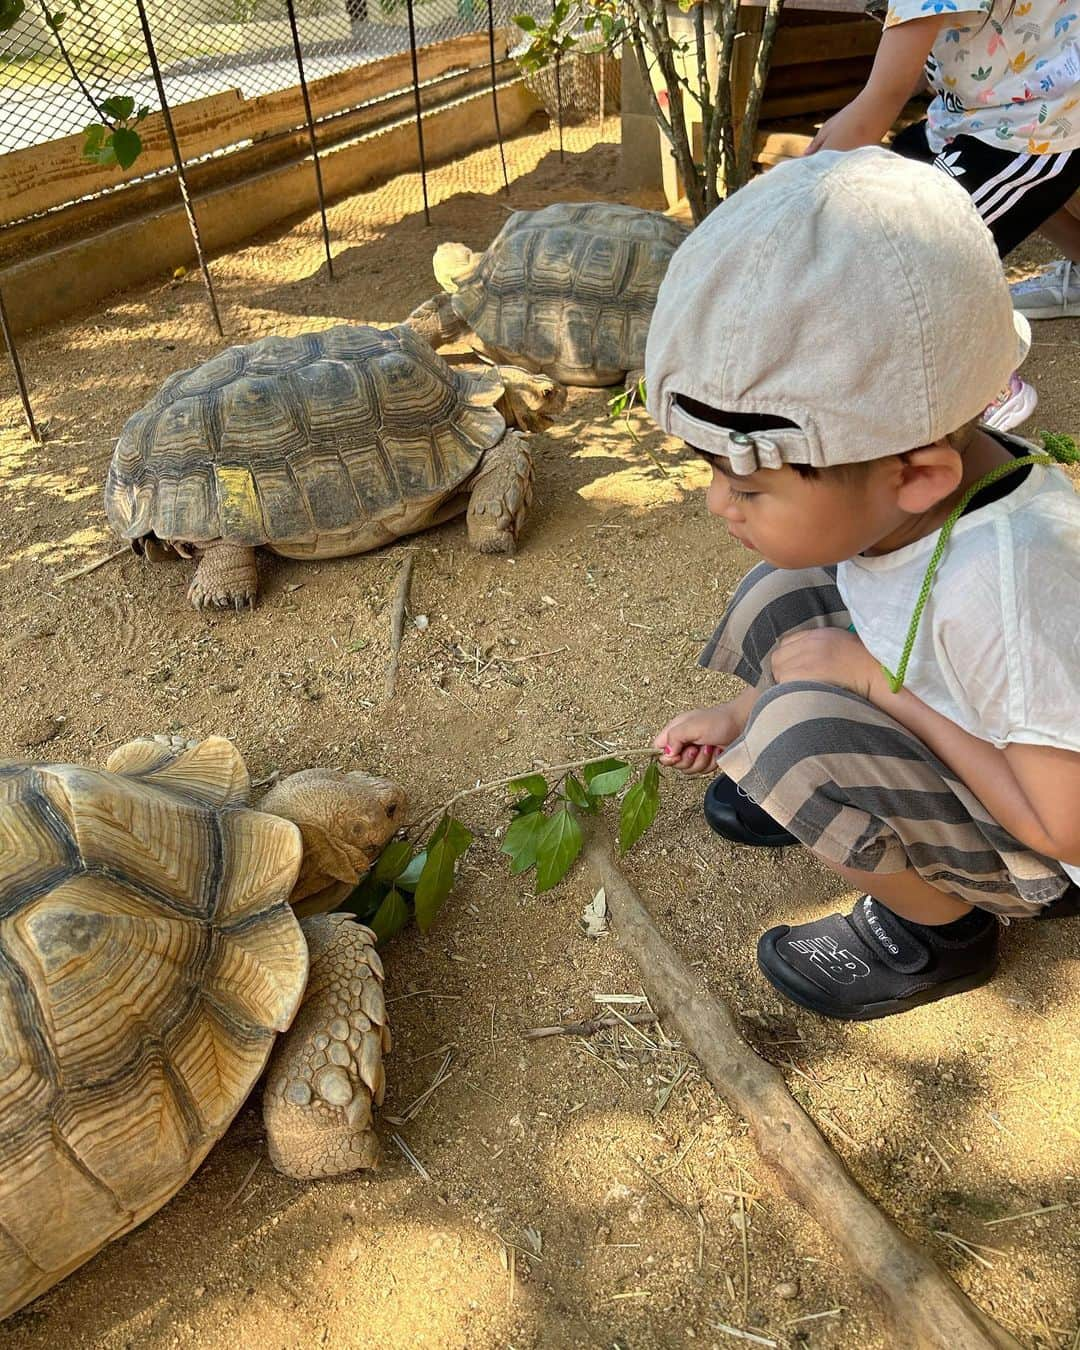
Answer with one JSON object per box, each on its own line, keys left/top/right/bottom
{"left": 757, "top": 895, "right": 999, "bottom": 1022}
{"left": 704, "top": 774, "right": 798, "bottom": 849}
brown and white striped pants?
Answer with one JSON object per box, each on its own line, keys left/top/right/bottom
{"left": 703, "top": 564, "right": 1073, "bottom": 918}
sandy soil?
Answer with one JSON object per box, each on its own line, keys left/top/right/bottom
{"left": 1, "top": 119, "right": 1078, "bottom": 1350}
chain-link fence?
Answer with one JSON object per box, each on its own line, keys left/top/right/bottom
{"left": 0, "top": 0, "right": 545, "bottom": 157}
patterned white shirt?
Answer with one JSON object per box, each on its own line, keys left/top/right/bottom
{"left": 884, "top": 0, "right": 1080, "bottom": 153}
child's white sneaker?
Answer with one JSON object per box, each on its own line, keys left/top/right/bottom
{"left": 981, "top": 372, "right": 1038, "bottom": 432}
{"left": 1010, "top": 260, "right": 1080, "bottom": 320}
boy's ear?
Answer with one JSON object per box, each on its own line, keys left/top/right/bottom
{"left": 893, "top": 442, "right": 964, "bottom": 515}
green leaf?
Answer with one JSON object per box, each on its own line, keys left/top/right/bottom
{"left": 512, "top": 791, "right": 546, "bottom": 816}
{"left": 414, "top": 815, "right": 471, "bottom": 931}
{"left": 368, "top": 887, "right": 411, "bottom": 943}
{"left": 563, "top": 774, "right": 595, "bottom": 812}
{"left": 0, "top": 0, "right": 25, "bottom": 29}
{"left": 101, "top": 94, "right": 136, "bottom": 121}
{"left": 643, "top": 759, "right": 660, "bottom": 796}
{"left": 136, "top": 104, "right": 151, "bottom": 120}
{"left": 341, "top": 870, "right": 389, "bottom": 922}
{"left": 44, "top": 7, "right": 63, "bottom": 27}
{"left": 509, "top": 772, "right": 548, "bottom": 798}
{"left": 395, "top": 848, "right": 427, "bottom": 891}
{"left": 83, "top": 123, "right": 107, "bottom": 155}
{"left": 582, "top": 757, "right": 632, "bottom": 796}
{"left": 619, "top": 779, "right": 659, "bottom": 854}
{"left": 514, "top": 11, "right": 536, "bottom": 27}
{"left": 502, "top": 808, "right": 547, "bottom": 875}
{"left": 535, "top": 806, "right": 583, "bottom": 893}
{"left": 373, "top": 838, "right": 413, "bottom": 883}
{"left": 111, "top": 127, "right": 143, "bottom": 168}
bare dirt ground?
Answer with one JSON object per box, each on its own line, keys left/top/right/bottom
{"left": 1, "top": 119, "right": 1078, "bottom": 1350}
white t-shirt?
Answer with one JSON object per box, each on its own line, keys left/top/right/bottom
{"left": 884, "top": 1, "right": 1080, "bottom": 154}
{"left": 837, "top": 452, "right": 1080, "bottom": 883}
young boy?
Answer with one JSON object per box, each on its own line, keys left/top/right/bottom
{"left": 647, "top": 148, "right": 1080, "bottom": 1022}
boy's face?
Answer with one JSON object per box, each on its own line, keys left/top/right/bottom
{"left": 702, "top": 456, "right": 903, "bottom": 568}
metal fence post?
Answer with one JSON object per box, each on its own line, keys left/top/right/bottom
{"left": 0, "top": 285, "right": 42, "bottom": 444}
{"left": 285, "top": 0, "right": 335, "bottom": 279}
{"left": 405, "top": 0, "right": 432, "bottom": 225}
{"left": 486, "top": 0, "right": 509, "bottom": 193}
{"left": 133, "top": 0, "right": 225, "bottom": 337}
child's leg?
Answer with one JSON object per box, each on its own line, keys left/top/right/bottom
{"left": 891, "top": 123, "right": 1080, "bottom": 258}
{"left": 700, "top": 562, "right": 850, "bottom": 689}
{"left": 719, "top": 681, "right": 1072, "bottom": 1019}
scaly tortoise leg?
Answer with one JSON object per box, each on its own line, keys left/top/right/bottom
{"left": 188, "top": 542, "right": 259, "bottom": 611}
{"left": 403, "top": 293, "right": 470, "bottom": 349}
{"left": 466, "top": 429, "right": 534, "bottom": 554}
{"left": 262, "top": 914, "right": 390, "bottom": 1179}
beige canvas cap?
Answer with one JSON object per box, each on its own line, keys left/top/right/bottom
{"left": 645, "top": 146, "right": 1028, "bottom": 474}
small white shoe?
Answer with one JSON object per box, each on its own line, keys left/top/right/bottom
{"left": 981, "top": 372, "right": 1038, "bottom": 433}
{"left": 1010, "top": 260, "right": 1080, "bottom": 320}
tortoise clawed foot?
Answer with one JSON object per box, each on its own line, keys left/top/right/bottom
{"left": 188, "top": 544, "right": 259, "bottom": 613}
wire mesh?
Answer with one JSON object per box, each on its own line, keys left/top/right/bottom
{"left": 0, "top": 0, "right": 549, "bottom": 158}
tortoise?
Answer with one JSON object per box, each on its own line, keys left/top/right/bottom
{"left": 104, "top": 324, "right": 564, "bottom": 610}
{"left": 0, "top": 734, "right": 407, "bottom": 1321}
{"left": 406, "top": 202, "right": 690, "bottom": 388}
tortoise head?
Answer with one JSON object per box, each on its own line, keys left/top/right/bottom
{"left": 260, "top": 769, "right": 407, "bottom": 911}
{"left": 494, "top": 365, "right": 567, "bottom": 433}
{"left": 433, "top": 241, "right": 482, "bottom": 294}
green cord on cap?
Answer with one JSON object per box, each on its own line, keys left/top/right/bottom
{"left": 882, "top": 434, "right": 1079, "bottom": 694}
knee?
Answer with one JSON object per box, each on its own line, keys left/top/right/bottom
{"left": 740, "top": 680, "right": 858, "bottom": 759}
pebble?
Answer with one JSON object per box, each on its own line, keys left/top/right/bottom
{"left": 413, "top": 614, "right": 429, "bottom": 630}
{"left": 773, "top": 1280, "right": 799, "bottom": 1300}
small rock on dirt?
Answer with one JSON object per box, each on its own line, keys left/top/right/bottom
{"left": 773, "top": 1280, "right": 799, "bottom": 1300}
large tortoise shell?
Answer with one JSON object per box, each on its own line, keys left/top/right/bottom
{"left": 104, "top": 324, "right": 506, "bottom": 553}
{"left": 0, "top": 739, "right": 307, "bottom": 1320}
{"left": 449, "top": 202, "right": 689, "bottom": 385}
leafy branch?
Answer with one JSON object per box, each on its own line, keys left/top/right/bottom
{"left": 514, "top": 0, "right": 784, "bottom": 221}
{"left": 30, "top": 0, "right": 150, "bottom": 168}
{"left": 349, "top": 750, "right": 664, "bottom": 942}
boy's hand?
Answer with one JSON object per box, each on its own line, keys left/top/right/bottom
{"left": 772, "top": 629, "right": 882, "bottom": 700}
{"left": 805, "top": 94, "right": 892, "bottom": 155}
{"left": 653, "top": 703, "right": 747, "bottom": 775}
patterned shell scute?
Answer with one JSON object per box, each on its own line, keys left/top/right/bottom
{"left": 452, "top": 203, "right": 689, "bottom": 377}
{"left": 0, "top": 744, "right": 308, "bottom": 1321}
{"left": 104, "top": 324, "right": 506, "bottom": 550}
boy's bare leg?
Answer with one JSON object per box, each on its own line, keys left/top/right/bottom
{"left": 1038, "top": 205, "right": 1080, "bottom": 262}
{"left": 828, "top": 860, "right": 973, "bottom": 925}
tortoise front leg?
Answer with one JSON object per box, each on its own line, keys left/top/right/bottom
{"left": 263, "top": 914, "right": 389, "bottom": 1178}
{"left": 188, "top": 542, "right": 259, "bottom": 611}
{"left": 466, "top": 429, "right": 534, "bottom": 554}
{"left": 403, "top": 292, "right": 469, "bottom": 349}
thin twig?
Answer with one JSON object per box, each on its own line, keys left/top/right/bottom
{"left": 385, "top": 552, "right": 416, "bottom": 700}
{"left": 525, "top": 1011, "right": 661, "bottom": 1040}
{"left": 710, "top": 1325, "right": 777, "bottom": 1348}
{"left": 58, "top": 546, "right": 129, "bottom": 583}
{"left": 391, "top": 1132, "right": 431, "bottom": 1181}
{"left": 382, "top": 1050, "right": 453, "bottom": 1126}
{"left": 501, "top": 644, "right": 570, "bottom": 663}
{"left": 984, "top": 1203, "right": 1070, "bottom": 1227}
{"left": 404, "top": 747, "right": 659, "bottom": 833}
{"left": 226, "top": 1156, "right": 261, "bottom": 1207}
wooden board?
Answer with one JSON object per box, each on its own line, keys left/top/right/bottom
{"left": 0, "top": 58, "right": 519, "bottom": 265}
{"left": 770, "top": 20, "right": 880, "bottom": 67}
{"left": 0, "top": 31, "right": 505, "bottom": 226}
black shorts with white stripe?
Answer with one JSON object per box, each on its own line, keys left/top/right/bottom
{"left": 892, "top": 120, "right": 1080, "bottom": 259}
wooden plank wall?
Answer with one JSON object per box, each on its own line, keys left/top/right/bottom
{"left": 1, "top": 31, "right": 504, "bottom": 227}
